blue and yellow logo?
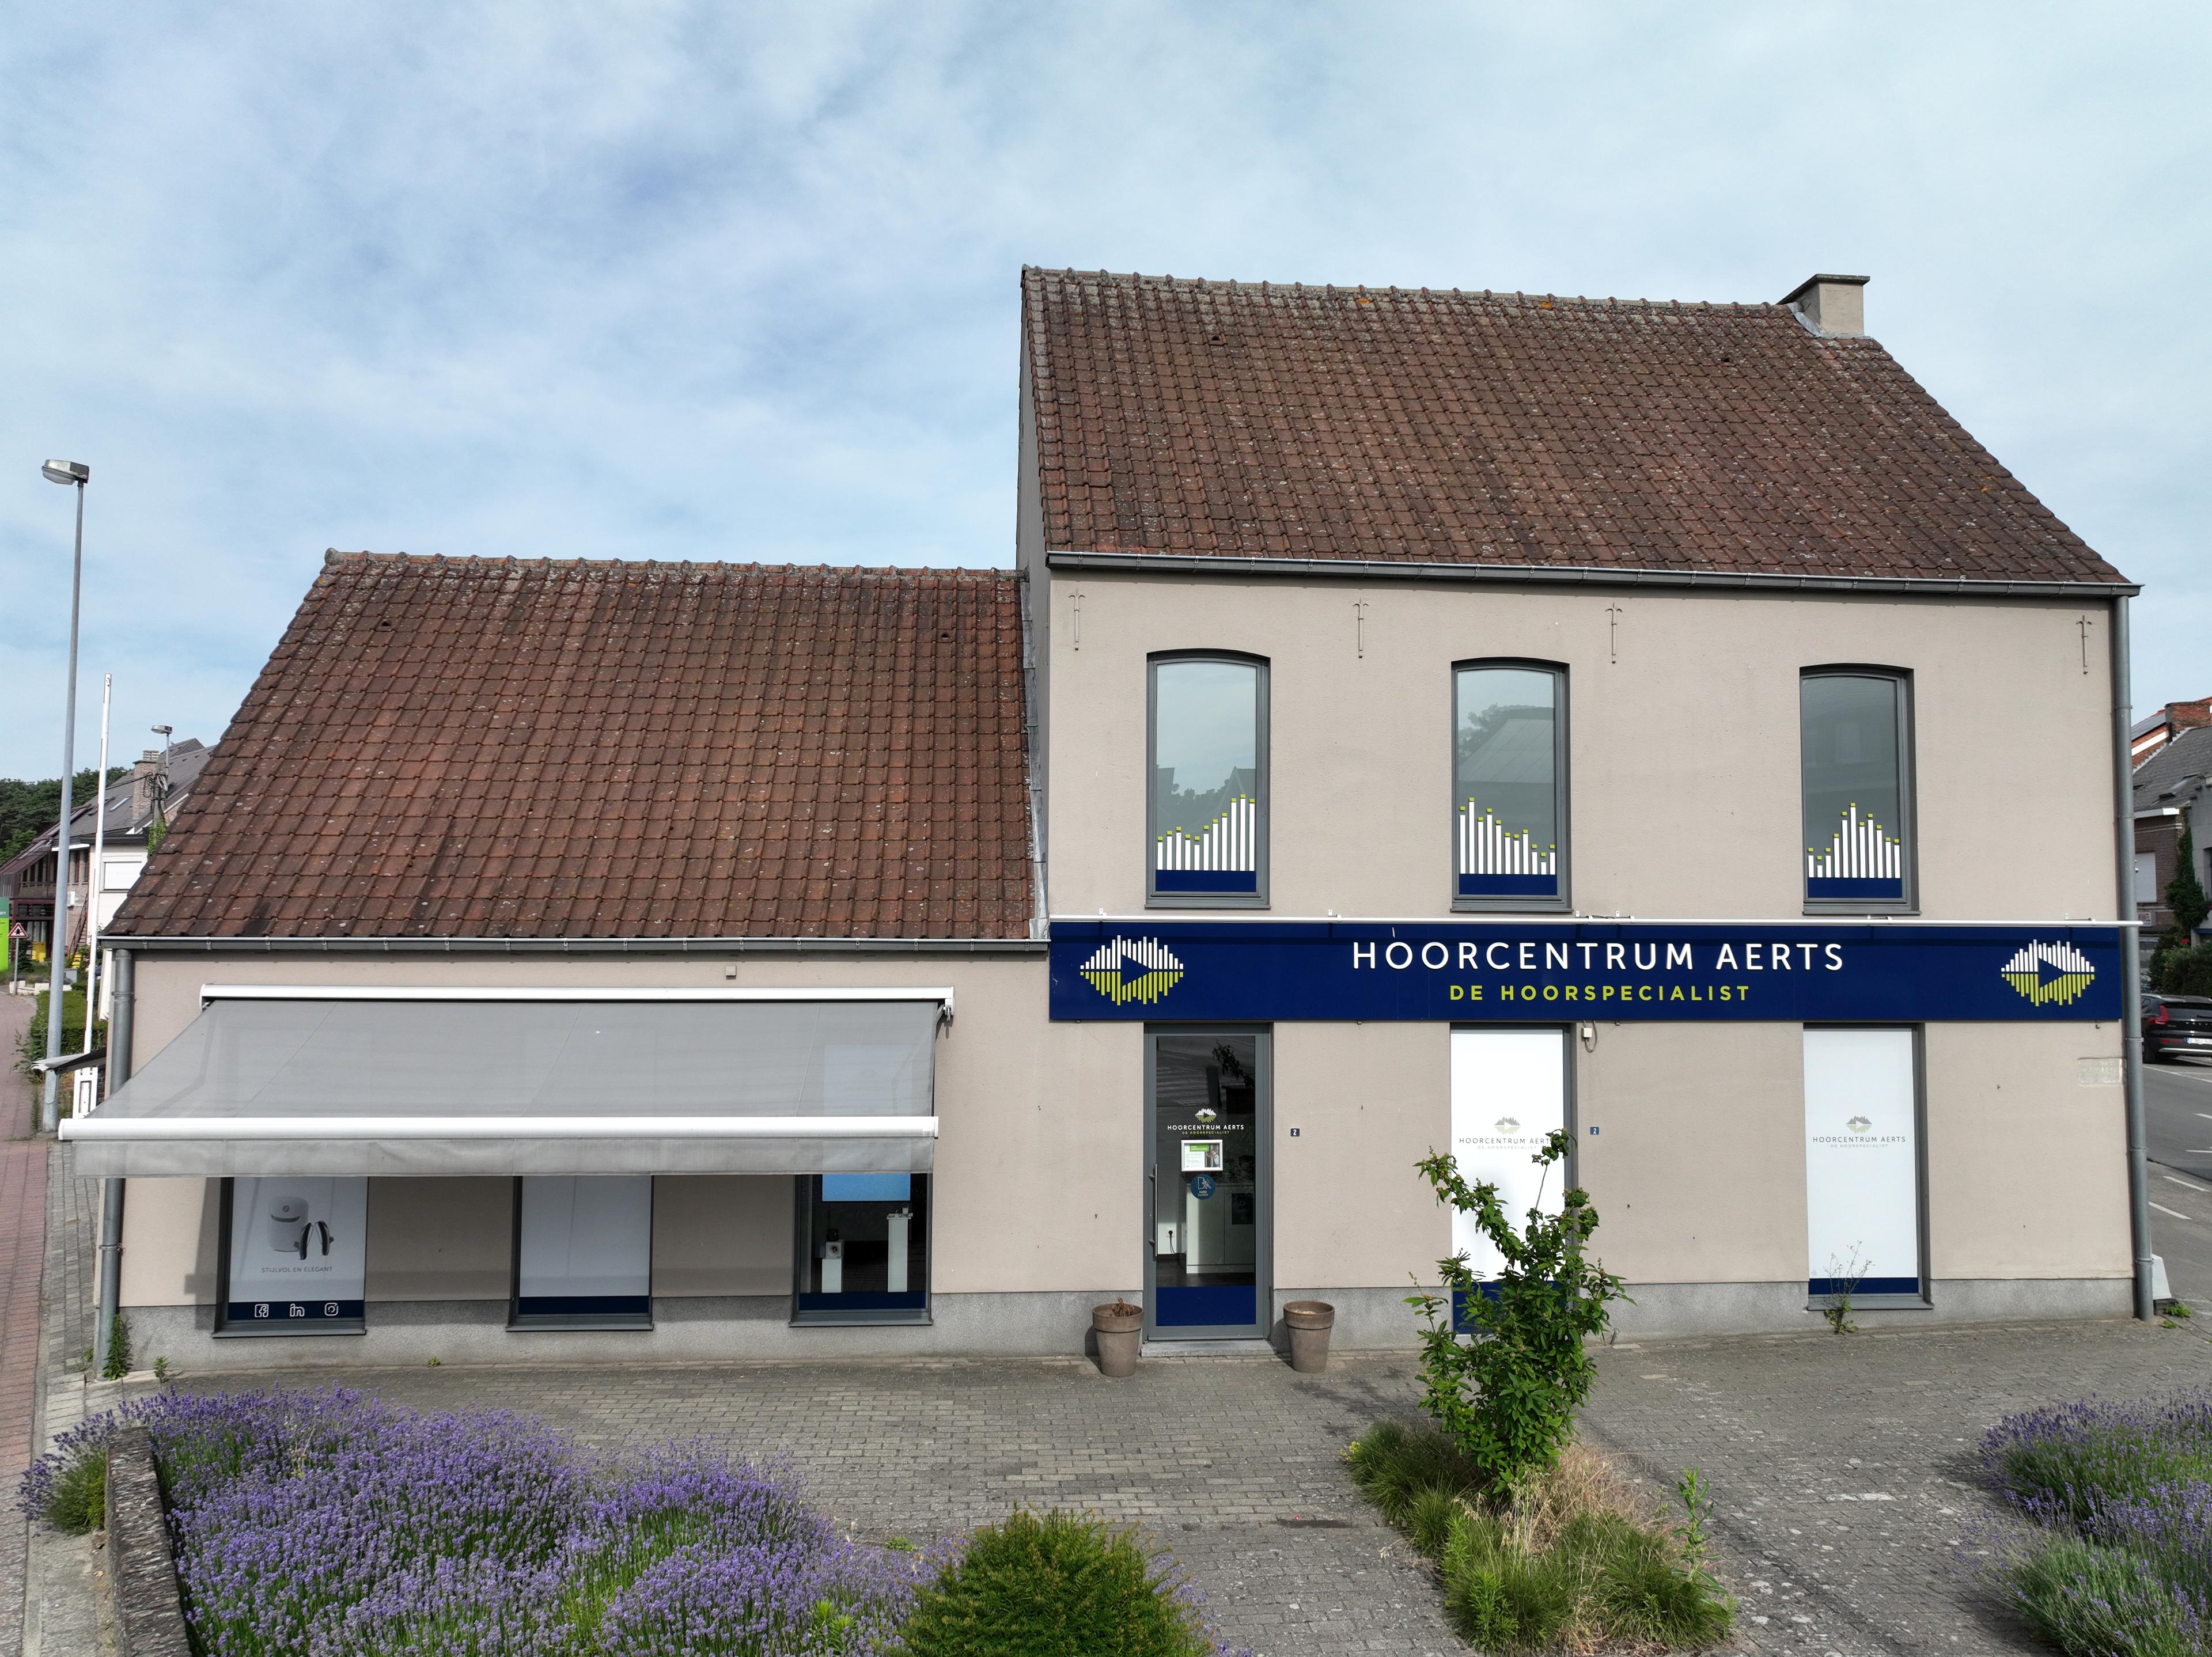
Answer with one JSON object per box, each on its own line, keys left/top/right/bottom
{"left": 2000, "top": 940, "right": 2096, "bottom": 1007}
{"left": 1080, "top": 936, "right": 1184, "bottom": 1006}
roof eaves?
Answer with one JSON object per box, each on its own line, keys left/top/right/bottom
{"left": 1045, "top": 550, "right": 2139, "bottom": 598}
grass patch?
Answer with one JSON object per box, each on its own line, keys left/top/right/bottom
{"left": 1347, "top": 1422, "right": 1732, "bottom": 1652}
{"left": 899, "top": 1509, "right": 1222, "bottom": 1657}
{"left": 42, "top": 1446, "right": 106, "bottom": 1535}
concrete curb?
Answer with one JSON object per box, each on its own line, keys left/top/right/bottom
{"left": 101, "top": 1427, "right": 188, "bottom": 1657}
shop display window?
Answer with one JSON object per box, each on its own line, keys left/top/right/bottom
{"left": 1801, "top": 670, "right": 1915, "bottom": 909}
{"left": 510, "top": 1176, "right": 653, "bottom": 1329}
{"left": 793, "top": 1173, "right": 930, "bottom": 1324}
{"left": 1453, "top": 663, "right": 1567, "bottom": 908}
{"left": 215, "top": 1177, "right": 368, "bottom": 1335}
{"left": 1148, "top": 654, "right": 1267, "bottom": 905}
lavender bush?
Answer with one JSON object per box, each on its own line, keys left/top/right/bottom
{"left": 17, "top": 1388, "right": 925, "bottom": 1656}
{"left": 1982, "top": 1390, "right": 2212, "bottom": 1656}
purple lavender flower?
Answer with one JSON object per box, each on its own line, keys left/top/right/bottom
{"left": 20, "top": 1389, "right": 932, "bottom": 1656}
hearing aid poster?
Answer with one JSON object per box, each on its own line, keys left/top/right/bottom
{"left": 224, "top": 1177, "right": 368, "bottom": 1327}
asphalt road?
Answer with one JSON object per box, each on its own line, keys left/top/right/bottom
{"left": 2142, "top": 1055, "right": 2212, "bottom": 1307}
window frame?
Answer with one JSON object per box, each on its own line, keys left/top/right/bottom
{"left": 507, "top": 1175, "right": 656, "bottom": 1332}
{"left": 789, "top": 1173, "right": 934, "bottom": 1326}
{"left": 1801, "top": 1023, "right": 1931, "bottom": 1312}
{"left": 1799, "top": 666, "right": 1918, "bottom": 916}
{"left": 1449, "top": 658, "right": 1571, "bottom": 915}
{"left": 1145, "top": 651, "right": 1270, "bottom": 911}
{"left": 213, "top": 1176, "right": 369, "bottom": 1339}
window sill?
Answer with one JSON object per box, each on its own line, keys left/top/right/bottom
{"left": 1806, "top": 1294, "right": 1930, "bottom": 1313}
{"left": 507, "top": 1315, "right": 653, "bottom": 1332}
{"left": 1146, "top": 893, "right": 1269, "bottom": 911}
{"left": 214, "top": 1322, "right": 366, "bottom": 1339}
{"left": 1802, "top": 904, "right": 1920, "bottom": 917}
{"left": 790, "top": 1306, "right": 932, "bottom": 1327}
{"left": 1452, "top": 898, "right": 1572, "bottom": 915}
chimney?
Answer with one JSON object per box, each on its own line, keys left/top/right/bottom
{"left": 131, "top": 749, "right": 161, "bottom": 822}
{"left": 2169, "top": 699, "right": 2212, "bottom": 733}
{"left": 1781, "top": 273, "right": 1869, "bottom": 337}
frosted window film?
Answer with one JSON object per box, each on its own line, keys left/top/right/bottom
{"left": 1803, "top": 1027, "right": 1921, "bottom": 1294}
{"left": 518, "top": 1176, "right": 652, "bottom": 1302}
{"left": 1448, "top": 1030, "right": 1567, "bottom": 1279}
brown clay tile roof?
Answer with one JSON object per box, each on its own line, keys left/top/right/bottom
{"left": 1022, "top": 268, "right": 2127, "bottom": 586}
{"left": 109, "top": 556, "right": 1036, "bottom": 940}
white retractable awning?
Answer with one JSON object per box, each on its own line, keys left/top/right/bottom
{"left": 62, "top": 986, "right": 948, "bottom": 1178}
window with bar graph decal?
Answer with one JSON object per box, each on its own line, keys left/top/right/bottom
{"left": 1453, "top": 663, "right": 1566, "bottom": 907}
{"left": 1801, "top": 670, "right": 1914, "bottom": 907}
{"left": 1149, "top": 655, "right": 1266, "bottom": 903}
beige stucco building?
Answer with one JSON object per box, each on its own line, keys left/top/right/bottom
{"left": 73, "top": 269, "right": 2152, "bottom": 1371}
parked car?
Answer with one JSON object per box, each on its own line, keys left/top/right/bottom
{"left": 2145, "top": 992, "right": 2212, "bottom": 1063}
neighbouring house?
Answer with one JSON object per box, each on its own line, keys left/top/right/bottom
{"left": 2131, "top": 695, "right": 2211, "bottom": 765}
{"left": 2135, "top": 719, "right": 2212, "bottom": 945}
{"left": 77, "top": 270, "right": 2142, "bottom": 1368}
{"left": 2, "top": 740, "right": 210, "bottom": 975}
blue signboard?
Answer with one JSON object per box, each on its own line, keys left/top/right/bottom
{"left": 1051, "top": 919, "right": 2124, "bottom": 1023}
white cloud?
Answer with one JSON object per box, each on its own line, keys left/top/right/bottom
{"left": 0, "top": 2, "right": 2206, "bottom": 776}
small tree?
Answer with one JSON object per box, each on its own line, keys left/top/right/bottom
{"left": 2167, "top": 824, "right": 2209, "bottom": 945}
{"left": 1406, "top": 1131, "right": 1628, "bottom": 1498}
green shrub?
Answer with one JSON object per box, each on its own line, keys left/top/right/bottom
{"left": 2152, "top": 941, "right": 2212, "bottom": 998}
{"left": 1406, "top": 1131, "right": 1629, "bottom": 1496}
{"left": 14, "top": 988, "right": 105, "bottom": 1083}
{"left": 900, "top": 1509, "right": 1217, "bottom": 1657}
{"left": 43, "top": 1446, "right": 107, "bottom": 1535}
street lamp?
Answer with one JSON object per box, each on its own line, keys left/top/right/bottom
{"left": 39, "top": 458, "right": 89, "bottom": 1136}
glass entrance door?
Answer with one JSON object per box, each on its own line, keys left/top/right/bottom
{"left": 1146, "top": 1029, "right": 1269, "bottom": 1339}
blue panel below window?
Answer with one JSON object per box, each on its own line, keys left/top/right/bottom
{"left": 225, "top": 1299, "right": 363, "bottom": 1326}
{"left": 821, "top": 1174, "right": 912, "bottom": 1203}
{"left": 797, "top": 1291, "right": 927, "bottom": 1312}
{"left": 516, "top": 1295, "right": 651, "bottom": 1318}
{"left": 1806, "top": 877, "right": 1904, "bottom": 901}
{"left": 1156, "top": 869, "right": 1259, "bottom": 893}
{"left": 1459, "top": 874, "right": 1559, "bottom": 897}
{"left": 1808, "top": 1276, "right": 1920, "bottom": 1298}
{"left": 1155, "top": 1284, "right": 1257, "bottom": 1327}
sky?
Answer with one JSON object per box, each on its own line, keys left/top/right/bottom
{"left": 1, "top": 3, "right": 2205, "bottom": 779}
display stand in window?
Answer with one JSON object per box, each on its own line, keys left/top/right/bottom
{"left": 215, "top": 1177, "right": 368, "bottom": 1335}
{"left": 1453, "top": 662, "right": 1569, "bottom": 910}
{"left": 1149, "top": 655, "right": 1267, "bottom": 906}
{"left": 792, "top": 1174, "right": 929, "bottom": 1324}
{"left": 1801, "top": 670, "right": 1915, "bottom": 911}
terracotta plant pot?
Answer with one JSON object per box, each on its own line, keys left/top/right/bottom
{"left": 1283, "top": 1300, "right": 1335, "bottom": 1372}
{"left": 1092, "top": 1301, "right": 1143, "bottom": 1378}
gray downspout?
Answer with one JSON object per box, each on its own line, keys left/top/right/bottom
{"left": 2112, "top": 598, "right": 2154, "bottom": 1321}
{"left": 93, "top": 947, "right": 131, "bottom": 1375}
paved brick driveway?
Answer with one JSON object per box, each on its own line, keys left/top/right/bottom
{"left": 132, "top": 1314, "right": 2208, "bottom": 1657}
